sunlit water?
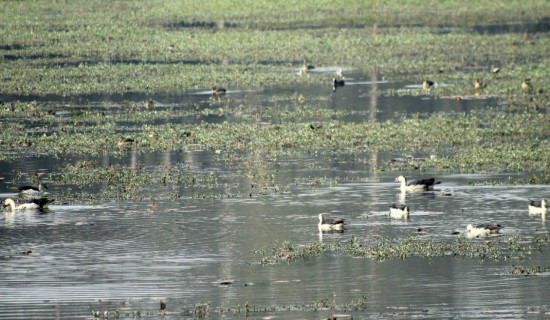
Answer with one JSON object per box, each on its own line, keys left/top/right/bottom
{"left": 1, "top": 73, "right": 549, "bottom": 319}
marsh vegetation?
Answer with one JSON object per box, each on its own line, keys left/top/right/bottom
{"left": 1, "top": 0, "right": 549, "bottom": 319}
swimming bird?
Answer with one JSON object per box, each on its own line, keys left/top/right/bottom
{"left": 18, "top": 182, "right": 47, "bottom": 199}
{"left": 332, "top": 78, "right": 345, "bottom": 91}
{"left": 422, "top": 79, "right": 434, "bottom": 89}
{"left": 3, "top": 198, "right": 53, "bottom": 212}
{"left": 466, "top": 223, "right": 503, "bottom": 238}
{"left": 528, "top": 199, "right": 547, "bottom": 215}
{"left": 302, "top": 59, "right": 315, "bottom": 73}
{"left": 389, "top": 204, "right": 409, "bottom": 219}
{"left": 211, "top": 87, "right": 226, "bottom": 95}
{"left": 395, "top": 175, "right": 441, "bottom": 192}
{"left": 318, "top": 213, "right": 344, "bottom": 231}
{"left": 521, "top": 79, "right": 532, "bottom": 91}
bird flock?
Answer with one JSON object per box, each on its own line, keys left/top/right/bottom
{"left": 3, "top": 181, "right": 53, "bottom": 213}
{"left": 318, "top": 175, "right": 547, "bottom": 239}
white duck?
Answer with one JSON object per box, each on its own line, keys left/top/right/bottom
{"left": 3, "top": 198, "right": 53, "bottom": 212}
{"left": 395, "top": 175, "right": 441, "bottom": 192}
{"left": 318, "top": 213, "right": 344, "bottom": 231}
{"left": 466, "top": 223, "right": 503, "bottom": 238}
{"left": 528, "top": 199, "right": 547, "bottom": 215}
{"left": 389, "top": 204, "right": 409, "bottom": 219}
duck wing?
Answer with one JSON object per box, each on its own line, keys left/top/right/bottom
{"left": 408, "top": 178, "right": 440, "bottom": 187}
{"left": 28, "top": 198, "right": 54, "bottom": 207}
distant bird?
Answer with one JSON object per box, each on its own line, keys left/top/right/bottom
{"left": 211, "top": 87, "right": 226, "bottom": 95}
{"left": 389, "top": 204, "right": 409, "bottom": 219}
{"left": 160, "top": 300, "right": 166, "bottom": 311}
{"left": 145, "top": 100, "right": 155, "bottom": 110}
{"left": 492, "top": 67, "right": 500, "bottom": 74}
{"left": 318, "top": 213, "right": 344, "bottom": 231}
{"left": 395, "top": 175, "right": 441, "bottom": 192}
{"left": 474, "top": 79, "right": 484, "bottom": 90}
{"left": 302, "top": 59, "right": 315, "bottom": 73}
{"left": 466, "top": 223, "right": 503, "bottom": 237}
{"left": 18, "top": 182, "right": 47, "bottom": 199}
{"left": 521, "top": 79, "right": 532, "bottom": 90}
{"left": 528, "top": 199, "right": 547, "bottom": 215}
{"left": 422, "top": 79, "right": 434, "bottom": 89}
{"left": 332, "top": 78, "right": 345, "bottom": 91}
{"left": 3, "top": 198, "right": 53, "bottom": 212}
{"left": 336, "top": 69, "right": 344, "bottom": 78}
{"left": 118, "top": 137, "right": 135, "bottom": 147}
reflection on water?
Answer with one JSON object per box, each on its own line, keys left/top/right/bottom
{"left": 0, "top": 72, "right": 545, "bottom": 319}
{"left": 1, "top": 168, "right": 549, "bottom": 319}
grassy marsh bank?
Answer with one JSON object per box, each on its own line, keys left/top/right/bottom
{"left": 1, "top": 1, "right": 549, "bottom": 96}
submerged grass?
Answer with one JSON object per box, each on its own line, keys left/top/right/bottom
{"left": 255, "top": 233, "right": 550, "bottom": 265}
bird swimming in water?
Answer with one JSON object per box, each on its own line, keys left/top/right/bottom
{"left": 395, "top": 175, "right": 441, "bottom": 192}
{"left": 389, "top": 204, "right": 409, "bottom": 219}
{"left": 318, "top": 213, "right": 344, "bottom": 231}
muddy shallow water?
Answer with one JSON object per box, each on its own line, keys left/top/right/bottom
{"left": 0, "top": 75, "right": 548, "bottom": 319}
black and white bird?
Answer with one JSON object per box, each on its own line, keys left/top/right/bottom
{"left": 528, "top": 199, "right": 547, "bottom": 215}
{"left": 3, "top": 197, "right": 53, "bottom": 213}
{"left": 332, "top": 78, "right": 345, "bottom": 91}
{"left": 466, "top": 223, "right": 503, "bottom": 238}
{"left": 395, "top": 175, "right": 441, "bottom": 192}
{"left": 18, "top": 182, "right": 48, "bottom": 199}
{"left": 318, "top": 213, "right": 345, "bottom": 231}
{"left": 389, "top": 204, "right": 409, "bottom": 219}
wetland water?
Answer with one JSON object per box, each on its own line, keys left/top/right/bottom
{"left": 1, "top": 76, "right": 548, "bottom": 319}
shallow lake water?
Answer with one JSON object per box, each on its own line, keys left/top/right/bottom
{"left": 1, "top": 74, "right": 549, "bottom": 319}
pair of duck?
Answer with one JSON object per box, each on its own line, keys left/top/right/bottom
{"left": 318, "top": 175, "right": 439, "bottom": 230}
{"left": 388, "top": 175, "right": 441, "bottom": 219}
{"left": 3, "top": 183, "right": 53, "bottom": 213}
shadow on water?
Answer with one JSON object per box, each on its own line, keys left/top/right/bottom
{"left": 473, "top": 17, "right": 550, "bottom": 34}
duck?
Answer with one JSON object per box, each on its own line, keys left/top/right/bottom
{"left": 474, "top": 79, "right": 484, "bottom": 90}
{"left": 318, "top": 213, "right": 344, "bottom": 231}
{"left": 389, "top": 204, "right": 409, "bottom": 219}
{"left": 302, "top": 59, "right": 315, "bottom": 73}
{"left": 422, "top": 79, "right": 434, "bottom": 89}
{"left": 528, "top": 199, "right": 547, "bottom": 215}
{"left": 332, "top": 78, "right": 345, "bottom": 91}
{"left": 211, "top": 87, "right": 226, "bottom": 95}
{"left": 117, "top": 137, "right": 135, "bottom": 147}
{"left": 395, "top": 175, "right": 441, "bottom": 192}
{"left": 145, "top": 100, "right": 155, "bottom": 110}
{"left": 521, "top": 79, "right": 532, "bottom": 90}
{"left": 18, "top": 182, "right": 48, "bottom": 199}
{"left": 3, "top": 198, "right": 53, "bottom": 212}
{"left": 466, "top": 223, "right": 503, "bottom": 238}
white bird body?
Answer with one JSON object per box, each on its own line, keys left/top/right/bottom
{"left": 3, "top": 198, "right": 52, "bottom": 212}
{"left": 318, "top": 213, "right": 344, "bottom": 231}
{"left": 395, "top": 175, "right": 441, "bottom": 192}
{"left": 389, "top": 204, "right": 409, "bottom": 219}
{"left": 528, "top": 199, "right": 547, "bottom": 215}
{"left": 466, "top": 223, "right": 503, "bottom": 238}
